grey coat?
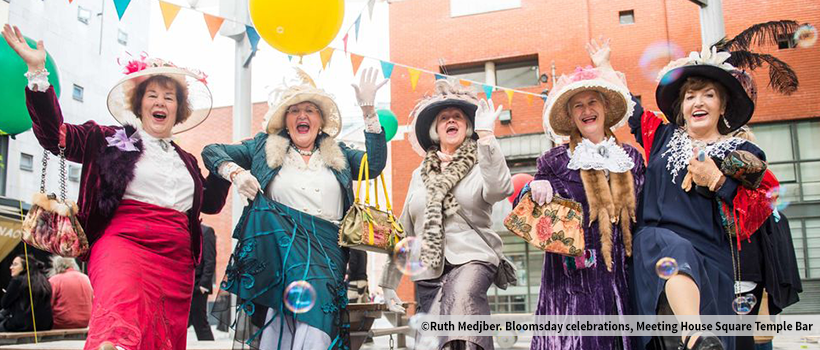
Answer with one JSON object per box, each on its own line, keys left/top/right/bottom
{"left": 380, "top": 137, "right": 513, "bottom": 289}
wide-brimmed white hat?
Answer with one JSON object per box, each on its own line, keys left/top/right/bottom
{"left": 106, "top": 56, "right": 212, "bottom": 134}
{"left": 262, "top": 68, "right": 341, "bottom": 138}
{"left": 543, "top": 66, "right": 635, "bottom": 142}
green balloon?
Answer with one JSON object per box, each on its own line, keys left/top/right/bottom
{"left": 377, "top": 109, "right": 398, "bottom": 142}
{"left": 0, "top": 37, "right": 61, "bottom": 135}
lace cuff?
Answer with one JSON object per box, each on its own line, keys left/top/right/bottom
{"left": 26, "top": 69, "right": 50, "bottom": 92}
{"left": 364, "top": 111, "right": 382, "bottom": 134}
{"left": 217, "top": 162, "right": 245, "bottom": 182}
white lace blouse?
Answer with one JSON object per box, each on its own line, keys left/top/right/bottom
{"left": 122, "top": 131, "right": 195, "bottom": 212}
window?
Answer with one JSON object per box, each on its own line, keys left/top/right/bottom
{"left": 68, "top": 164, "right": 81, "bottom": 182}
{"left": 72, "top": 84, "right": 84, "bottom": 102}
{"left": 20, "top": 153, "right": 33, "bottom": 171}
{"left": 752, "top": 120, "right": 820, "bottom": 279}
{"left": 447, "top": 65, "right": 486, "bottom": 85}
{"left": 619, "top": 10, "right": 635, "bottom": 25}
{"left": 751, "top": 120, "right": 820, "bottom": 202}
{"left": 117, "top": 30, "right": 128, "bottom": 46}
{"left": 450, "top": 0, "right": 521, "bottom": 17}
{"left": 496, "top": 60, "right": 539, "bottom": 88}
{"left": 444, "top": 57, "right": 539, "bottom": 89}
{"left": 777, "top": 33, "right": 797, "bottom": 49}
{"left": 634, "top": 95, "right": 642, "bottom": 105}
{"left": 499, "top": 110, "right": 512, "bottom": 124}
{"left": 77, "top": 6, "right": 92, "bottom": 25}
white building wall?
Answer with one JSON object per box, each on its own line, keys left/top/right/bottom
{"left": 4, "top": 0, "right": 149, "bottom": 203}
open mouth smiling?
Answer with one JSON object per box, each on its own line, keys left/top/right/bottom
{"left": 296, "top": 120, "right": 311, "bottom": 134}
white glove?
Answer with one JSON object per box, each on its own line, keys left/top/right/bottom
{"left": 219, "top": 162, "right": 261, "bottom": 201}
{"left": 474, "top": 98, "right": 503, "bottom": 133}
{"left": 351, "top": 67, "right": 389, "bottom": 107}
{"left": 530, "top": 180, "right": 553, "bottom": 206}
{"left": 383, "top": 288, "right": 406, "bottom": 314}
{"left": 233, "top": 170, "right": 261, "bottom": 201}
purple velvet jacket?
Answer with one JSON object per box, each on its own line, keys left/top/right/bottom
{"left": 26, "top": 87, "right": 230, "bottom": 263}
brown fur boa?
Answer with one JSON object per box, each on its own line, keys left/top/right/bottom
{"left": 570, "top": 129, "right": 636, "bottom": 272}
{"left": 418, "top": 139, "right": 478, "bottom": 269}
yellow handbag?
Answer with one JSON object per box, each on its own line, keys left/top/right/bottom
{"left": 338, "top": 154, "right": 404, "bottom": 253}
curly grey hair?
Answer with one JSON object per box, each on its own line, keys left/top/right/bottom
{"left": 48, "top": 255, "right": 80, "bottom": 278}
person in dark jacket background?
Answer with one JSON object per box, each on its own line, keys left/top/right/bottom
{"left": 0, "top": 255, "right": 53, "bottom": 332}
{"left": 189, "top": 224, "right": 216, "bottom": 340}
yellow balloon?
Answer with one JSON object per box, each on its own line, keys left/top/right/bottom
{"left": 249, "top": 0, "right": 345, "bottom": 56}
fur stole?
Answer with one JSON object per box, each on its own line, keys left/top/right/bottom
{"left": 570, "top": 129, "right": 636, "bottom": 272}
{"left": 96, "top": 125, "right": 143, "bottom": 220}
{"left": 419, "top": 139, "right": 477, "bottom": 269}
{"left": 264, "top": 132, "right": 346, "bottom": 171}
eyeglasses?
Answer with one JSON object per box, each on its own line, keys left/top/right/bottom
{"left": 286, "top": 106, "right": 320, "bottom": 116}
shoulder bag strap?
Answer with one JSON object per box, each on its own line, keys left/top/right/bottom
{"left": 454, "top": 206, "right": 505, "bottom": 262}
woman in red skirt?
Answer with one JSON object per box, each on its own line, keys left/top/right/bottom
{"left": 3, "top": 25, "right": 230, "bottom": 350}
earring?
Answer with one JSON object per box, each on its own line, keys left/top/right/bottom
{"left": 722, "top": 114, "right": 731, "bottom": 129}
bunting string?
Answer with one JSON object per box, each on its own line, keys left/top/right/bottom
{"left": 102, "top": 0, "right": 549, "bottom": 101}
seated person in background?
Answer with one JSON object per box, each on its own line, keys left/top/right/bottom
{"left": 0, "top": 255, "right": 53, "bottom": 332}
{"left": 48, "top": 256, "right": 93, "bottom": 329}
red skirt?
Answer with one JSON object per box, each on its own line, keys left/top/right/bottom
{"left": 84, "top": 200, "right": 194, "bottom": 350}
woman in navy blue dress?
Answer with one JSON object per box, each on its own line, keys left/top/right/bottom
{"left": 629, "top": 48, "right": 774, "bottom": 350}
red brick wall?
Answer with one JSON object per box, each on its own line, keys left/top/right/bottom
{"left": 175, "top": 102, "right": 268, "bottom": 296}
{"left": 388, "top": 0, "right": 820, "bottom": 303}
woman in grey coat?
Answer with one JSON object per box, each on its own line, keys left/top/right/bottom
{"left": 380, "top": 80, "right": 513, "bottom": 350}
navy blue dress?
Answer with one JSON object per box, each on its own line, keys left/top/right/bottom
{"left": 629, "top": 109, "right": 765, "bottom": 350}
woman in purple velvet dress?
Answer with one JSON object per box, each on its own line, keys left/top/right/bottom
{"left": 3, "top": 24, "right": 230, "bottom": 350}
{"left": 521, "top": 39, "right": 644, "bottom": 350}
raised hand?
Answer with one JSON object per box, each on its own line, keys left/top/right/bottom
{"left": 2, "top": 24, "right": 46, "bottom": 71}
{"left": 474, "top": 98, "right": 503, "bottom": 134}
{"left": 586, "top": 36, "right": 612, "bottom": 70}
{"left": 351, "top": 67, "right": 389, "bottom": 108}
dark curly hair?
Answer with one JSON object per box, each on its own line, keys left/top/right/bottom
{"left": 129, "top": 75, "right": 192, "bottom": 125}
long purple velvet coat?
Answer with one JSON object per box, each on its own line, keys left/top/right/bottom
{"left": 529, "top": 144, "right": 645, "bottom": 350}
{"left": 26, "top": 87, "right": 230, "bottom": 263}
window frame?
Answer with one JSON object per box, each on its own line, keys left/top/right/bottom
{"left": 72, "top": 84, "right": 84, "bottom": 102}
{"left": 20, "top": 153, "right": 34, "bottom": 172}
{"left": 619, "top": 10, "right": 635, "bottom": 25}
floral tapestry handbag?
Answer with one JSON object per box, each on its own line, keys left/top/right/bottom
{"left": 339, "top": 154, "right": 404, "bottom": 253}
{"left": 504, "top": 192, "right": 585, "bottom": 257}
{"left": 21, "top": 129, "right": 89, "bottom": 257}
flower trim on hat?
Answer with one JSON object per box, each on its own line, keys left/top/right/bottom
{"left": 542, "top": 66, "right": 635, "bottom": 143}
{"left": 656, "top": 46, "right": 735, "bottom": 83}
{"left": 119, "top": 52, "right": 208, "bottom": 84}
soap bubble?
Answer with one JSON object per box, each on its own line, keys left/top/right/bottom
{"left": 284, "top": 280, "right": 317, "bottom": 314}
{"left": 394, "top": 237, "right": 427, "bottom": 276}
{"left": 794, "top": 24, "right": 818, "bottom": 48}
{"left": 732, "top": 295, "right": 753, "bottom": 315}
{"left": 639, "top": 41, "right": 685, "bottom": 84}
{"left": 766, "top": 185, "right": 791, "bottom": 212}
{"left": 655, "top": 257, "right": 679, "bottom": 280}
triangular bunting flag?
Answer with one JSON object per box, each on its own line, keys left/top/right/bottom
{"left": 434, "top": 74, "right": 446, "bottom": 80}
{"left": 113, "top": 0, "right": 131, "bottom": 20}
{"left": 244, "top": 25, "right": 260, "bottom": 67}
{"left": 354, "top": 15, "right": 362, "bottom": 40}
{"left": 350, "top": 53, "right": 364, "bottom": 76}
{"left": 320, "top": 47, "right": 334, "bottom": 70}
{"left": 343, "top": 33, "right": 349, "bottom": 53}
{"left": 159, "top": 1, "right": 181, "bottom": 30}
{"left": 288, "top": 55, "right": 293, "bottom": 62}
{"left": 203, "top": 13, "right": 225, "bottom": 40}
{"left": 526, "top": 93, "right": 534, "bottom": 105}
{"left": 459, "top": 80, "right": 472, "bottom": 87}
{"left": 505, "top": 89, "right": 514, "bottom": 106}
{"left": 380, "top": 61, "right": 395, "bottom": 79}
{"left": 408, "top": 68, "right": 421, "bottom": 91}
{"left": 483, "top": 84, "right": 493, "bottom": 99}
{"left": 540, "top": 94, "right": 548, "bottom": 102}
{"left": 367, "top": 0, "right": 376, "bottom": 19}
{"left": 69, "top": 0, "right": 73, "bottom": 3}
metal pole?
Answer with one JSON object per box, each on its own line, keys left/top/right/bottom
{"left": 692, "top": 0, "right": 726, "bottom": 48}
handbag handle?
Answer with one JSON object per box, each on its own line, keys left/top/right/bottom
{"left": 38, "top": 147, "right": 69, "bottom": 202}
